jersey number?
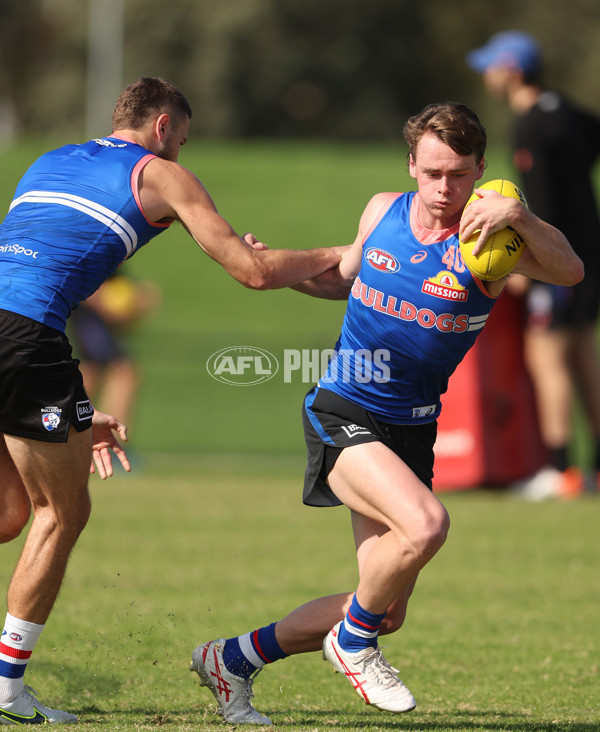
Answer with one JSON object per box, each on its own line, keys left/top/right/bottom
{"left": 441, "top": 245, "right": 466, "bottom": 273}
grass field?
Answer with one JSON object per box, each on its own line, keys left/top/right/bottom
{"left": 1, "top": 459, "right": 598, "bottom": 731}
{"left": 0, "top": 140, "right": 598, "bottom": 730}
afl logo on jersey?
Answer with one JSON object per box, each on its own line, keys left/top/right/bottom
{"left": 365, "top": 248, "right": 400, "bottom": 273}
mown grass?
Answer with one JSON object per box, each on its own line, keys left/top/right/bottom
{"left": 1, "top": 458, "right": 597, "bottom": 731}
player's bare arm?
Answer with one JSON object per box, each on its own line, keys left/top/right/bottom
{"left": 510, "top": 212, "right": 583, "bottom": 285}
{"left": 460, "top": 189, "right": 584, "bottom": 285}
{"left": 292, "top": 192, "right": 397, "bottom": 300}
{"left": 139, "top": 158, "right": 343, "bottom": 290}
{"left": 290, "top": 243, "right": 356, "bottom": 300}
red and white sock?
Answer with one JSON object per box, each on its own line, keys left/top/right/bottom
{"left": 0, "top": 613, "right": 44, "bottom": 703}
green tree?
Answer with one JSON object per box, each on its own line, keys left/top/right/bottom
{"left": 1, "top": 0, "right": 599, "bottom": 141}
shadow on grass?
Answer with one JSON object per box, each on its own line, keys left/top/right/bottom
{"left": 267, "top": 708, "right": 599, "bottom": 732}
{"left": 31, "top": 705, "right": 598, "bottom": 731}
{"left": 28, "top": 666, "right": 598, "bottom": 732}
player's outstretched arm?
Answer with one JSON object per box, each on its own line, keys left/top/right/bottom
{"left": 89, "top": 410, "right": 130, "bottom": 479}
{"left": 291, "top": 243, "right": 358, "bottom": 299}
{"left": 140, "top": 159, "right": 343, "bottom": 290}
{"left": 291, "top": 193, "right": 398, "bottom": 300}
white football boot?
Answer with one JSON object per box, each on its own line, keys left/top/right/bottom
{"left": 0, "top": 686, "right": 77, "bottom": 725}
{"left": 190, "top": 640, "right": 272, "bottom": 725}
{"left": 322, "top": 622, "right": 416, "bottom": 713}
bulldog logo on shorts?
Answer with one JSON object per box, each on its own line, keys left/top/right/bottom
{"left": 41, "top": 407, "right": 62, "bottom": 431}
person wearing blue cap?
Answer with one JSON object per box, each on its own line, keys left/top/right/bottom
{"left": 467, "top": 31, "right": 600, "bottom": 500}
{"left": 467, "top": 30, "right": 542, "bottom": 77}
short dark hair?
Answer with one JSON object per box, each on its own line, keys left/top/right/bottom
{"left": 111, "top": 77, "right": 192, "bottom": 130}
{"left": 403, "top": 102, "right": 487, "bottom": 164}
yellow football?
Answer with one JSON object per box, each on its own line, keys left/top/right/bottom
{"left": 459, "top": 179, "right": 528, "bottom": 281}
{"left": 97, "top": 275, "right": 139, "bottom": 319}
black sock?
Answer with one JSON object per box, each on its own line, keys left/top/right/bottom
{"left": 549, "top": 446, "right": 568, "bottom": 473}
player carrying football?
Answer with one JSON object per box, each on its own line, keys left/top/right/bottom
{"left": 190, "top": 101, "right": 583, "bottom": 725}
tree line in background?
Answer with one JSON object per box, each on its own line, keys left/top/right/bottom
{"left": 1, "top": 0, "right": 599, "bottom": 144}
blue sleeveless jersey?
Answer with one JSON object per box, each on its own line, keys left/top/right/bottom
{"left": 319, "top": 192, "right": 498, "bottom": 424}
{"left": 0, "top": 137, "right": 169, "bottom": 332}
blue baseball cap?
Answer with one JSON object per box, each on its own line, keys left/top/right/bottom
{"left": 467, "top": 31, "right": 541, "bottom": 74}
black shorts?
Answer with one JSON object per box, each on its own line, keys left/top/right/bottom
{"left": 302, "top": 387, "right": 437, "bottom": 507}
{"left": 0, "top": 310, "right": 94, "bottom": 443}
{"left": 526, "top": 271, "right": 600, "bottom": 329}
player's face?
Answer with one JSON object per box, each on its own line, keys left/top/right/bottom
{"left": 156, "top": 116, "right": 190, "bottom": 163}
{"left": 409, "top": 132, "right": 484, "bottom": 229}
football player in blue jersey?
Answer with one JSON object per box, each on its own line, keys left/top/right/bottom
{"left": 0, "top": 77, "right": 343, "bottom": 724}
{"left": 190, "top": 101, "right": 583, "bottom": 725}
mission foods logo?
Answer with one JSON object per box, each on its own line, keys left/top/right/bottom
{"left": 207, "top": 346, "right": 279, "bottom": 385}
{"left": 421, "top": 271, "right": 468, "bottom": 302}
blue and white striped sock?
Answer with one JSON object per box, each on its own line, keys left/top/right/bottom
{"left": 337, "top": 594, "right": 386, "bottom": 652}
{"left": 0, "top": 614, "right": 44, "bottom": 704}
{"left": 223, "top": 622, "right": 287, "bottom": 679}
